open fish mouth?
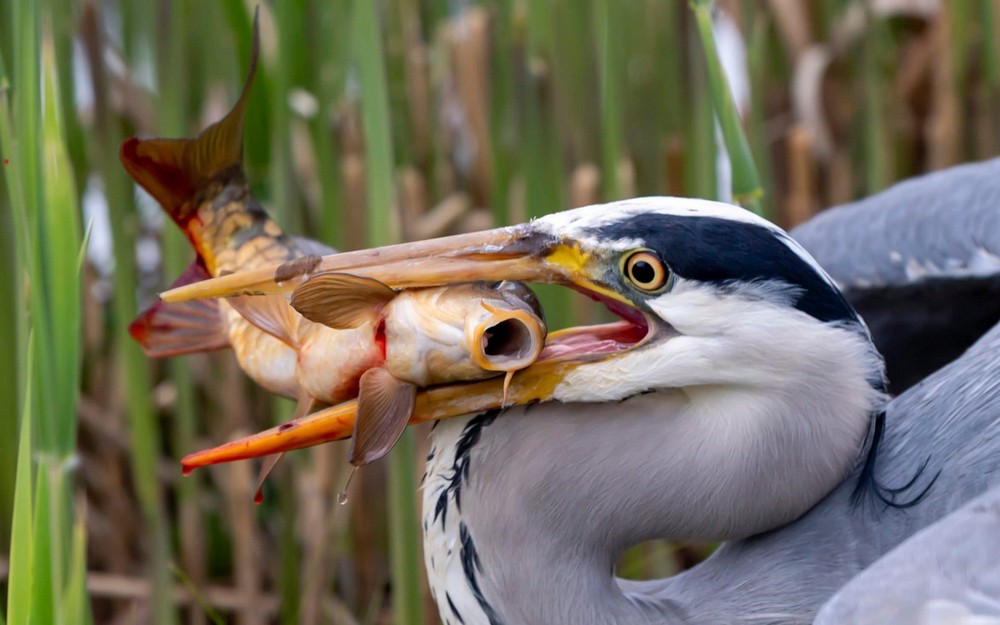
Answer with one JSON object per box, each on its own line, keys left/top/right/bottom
{"left": 475, "top": 309, "right": 547, "bottom": 372}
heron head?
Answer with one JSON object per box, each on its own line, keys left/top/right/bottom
{"left": 175, "top": 197, "right": 886, "bottom": 486}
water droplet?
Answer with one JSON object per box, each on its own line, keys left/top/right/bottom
{"left": 337, "top": 466, "right": 359, "bottom": 506}
{"left": 254, "top": 489, "right": 264, "bottom": 505}
{"left": 181, "top": 465, "right": 194, "bottom": 477}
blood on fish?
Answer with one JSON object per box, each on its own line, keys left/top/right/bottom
{"left": 375, "top": 319, "right": 387, "bottom": 360}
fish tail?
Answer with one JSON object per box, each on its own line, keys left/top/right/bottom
{"left": 124, "top": 11, "right": 272, "bottom": 358}
{"left": 118, "top": 11, "right": 260, "bottom": 255}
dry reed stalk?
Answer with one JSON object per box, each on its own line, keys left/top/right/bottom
{"left": 324, "top": 597, "right": 362, "bottom": 625}
{"left": 80, "top": 460, "right": 131, "bottom": 572}
{"left": 927, "top": 5, "right": 961, "bottom": 169}
{"left": 178, "top": 491, "right": 208, "bottom": 625}
{"left": 349, "top": 464, "right": 390, "bottom": 617}
{"left": 895, "top": 28, "right": 935, "bottom": 101}
{"left": 413, "top": 192, "right": 471, "bottom": 239}
{"left": 342, "top": 154, "right": 368, "bottom": 250}
{"left": 406, "top": 44, "right": 432, "bottom": 168}
{"left": 973, "top": 83, "right": 997, "bottom": 158}
{"left": 826, "top": 147, "right": 855, "bottom": 207}
{"left": 664, "top": 136, "right": 685, "bottom": 197}
{"left": 447, "top": 8, "right": 493, "bottom": 206}
{"left": 79, "top": 570, "right": 280, "bottom": 615}
{"left": 767, "top": 0, "right": 813, "bottom": 58}
{"left": 616, "top": 157, "right": 636, "bottom": 200}
{"left": 290, "top": 116, "right": 322, "bottom": 215}
{"left": 299, "top": 444, "right": 335, "bottom": 625}
{"left": 457, "top": 208, "right": 495, "bottom": 234}
{"left": 993, "top": 0, "right": 1000, "bottom": 42}
{"left": 785, "top": 125, "right": 817, "bottom": 227}
{"left": 213, "top": 357, "right": 253, "bottom": 443}
{"left": 222, "top": 438, "right": 264, "bottom": 625}
{"left": 570, "top": 163, "right": 601, "bottom": 208}
{"left": 397, "top": 166, "right": 429, "bottom": 241}
{"left": 507, "top": 176, "right": 526, "bottom": 225}
{"left": 78, "top": 397, "right": 129, "bottom": 450}
{"left": 81, "top": 271, "right": 104, "bottom": 357}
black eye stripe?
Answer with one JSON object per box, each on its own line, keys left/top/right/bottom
{"left": 594, "top": 214, "right": 860, "bottom": 324}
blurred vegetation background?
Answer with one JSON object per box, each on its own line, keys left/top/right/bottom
{"left": 1, "top": 0, "right": 999, "bottom": 623}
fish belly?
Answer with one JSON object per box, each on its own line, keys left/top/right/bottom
{"left": 296, "top": 324, "right": 385, "bottom": 405}
{"left": 223, "top": 304, "right": 299, "bottom": 398}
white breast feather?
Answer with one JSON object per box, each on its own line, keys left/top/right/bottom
{"left": 422, "top": 416, "right": 489, "bottom": 625}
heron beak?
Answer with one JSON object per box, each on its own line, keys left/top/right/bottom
{"left": 179, "top": 225, "right": 653, "bottom": 471}
{"left": 161, "top": 224, "right": 628, "bottom": 306}
{"left": 181, "top": 360, "right": 579, "bottom": 470}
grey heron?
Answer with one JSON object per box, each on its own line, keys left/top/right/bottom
{"left": 169, "top": 170, "right": 1000, "bottom": 624}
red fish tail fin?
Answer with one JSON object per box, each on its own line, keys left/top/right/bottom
{"left": 129, "top": 261, "right": 230, "bottom": 357}
{"left": 124, "top": 11, "right": 263, "bottom": 358}
{"left": 118, "top": 11, "right": 260, "bottom": 234}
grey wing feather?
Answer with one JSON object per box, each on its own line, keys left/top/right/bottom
{"left": 792, "top": 157, "right": 1000, "bottom": 289}
{"left": 814, "top": 485, "right": 1000, "bottom": 625}
{"left": 643, "top": 320, "right": 1000, "bottom": 624}
{"left": 792, "top": 158, "right": 1000, "bottom": 392}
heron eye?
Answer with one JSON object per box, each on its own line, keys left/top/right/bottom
{"left": 623, "top": 251, "right": 671, "bottom": 293}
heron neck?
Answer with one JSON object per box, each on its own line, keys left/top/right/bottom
{"left": 423, "top": 412, "right": 685, "bottom": 625}
{"left": 421, "top": 381, "right": 869, "bottom": 625}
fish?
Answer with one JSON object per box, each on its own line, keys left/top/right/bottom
{"left": 121, "top": 16, "right": 546, "bottom": 492}
{"left": 291, "top": 274, "right": 546, "bottom": 466}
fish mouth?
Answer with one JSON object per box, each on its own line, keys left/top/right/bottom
{"left": 177, "top": 224, "right": 664, "bottom": 471}
{"left": 473, "top": 309, "right": 547, "bottom": 372}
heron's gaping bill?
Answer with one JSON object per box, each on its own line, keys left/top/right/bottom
{"left": 179, "top": 223, "right": 668, "bottom": 472}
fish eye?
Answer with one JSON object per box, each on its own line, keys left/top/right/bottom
{"left": 622, "top": 250, "right": 671, "bottom": 293}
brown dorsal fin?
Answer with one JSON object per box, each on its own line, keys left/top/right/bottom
{"left": 225, "top": 293, "right": 300, "bottom": 349}
{"left": 118, "top": 10, "right": 260, "bottom": 226}
{"left": 290, "top": 272, "right": 397, "bottom": 329}
{"left": 129, "top": 261, "right": 230, "bottom": 357}
{"left": 349, "top": 368, "right": 417, "bottom": 467}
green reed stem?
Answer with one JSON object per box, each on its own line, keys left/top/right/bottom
{"left": 353, "top": 2, "right": 423, "bottom": 623}
{"left": 0, "top": 30, "right": 18, "bottom": 553}
{"left": 154, "top": 6, "right": 211, "bottom": 625}
{"left": 862, "top": 6, "right": 893, "bottom": 193}
{"left": 596, "top": 0, "right": 624, "bottom": 200}
{"left": 312, "top": 0, "right": 349, "bottom": 249}
{"left": 88, "top": 6, "right": 176, "bottom": 615}
{"left": 690, "top": 0, "right": 764, "bottom": 214}
{"left": 6, "top": 337, "right": 33, "bottom": 625}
